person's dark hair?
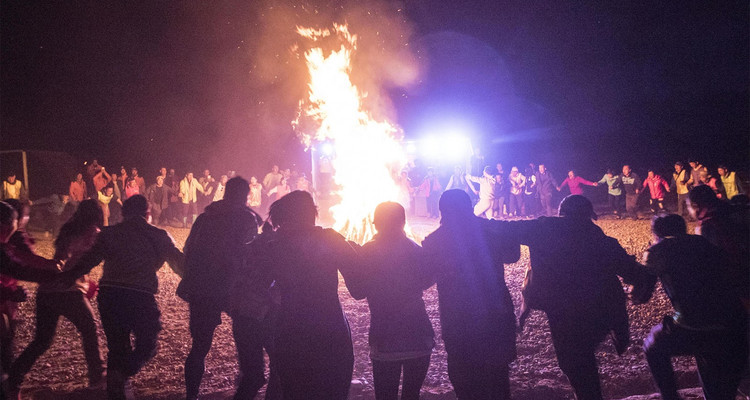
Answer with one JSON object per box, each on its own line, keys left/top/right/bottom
{"left": 122, "top": 195, "right": 149, "bottom": 218}
{"left": 606, "top": 168, "right": 615, "bottom": 175}
{"left": 3, "top": 199, "right": 25, "bottom": 222}
{"left": 439, "top": 189, "right": 473, "bottom": 225}
{"left": 55, "top": 199, "right": 103, "bottom": 255}
{"left": 7, "top": 171, "right": 16, "bottom": 178}
{"left": 558, "top": 195, "right": 597, "bottom": 220}
{"left": 729, "top": 194, "right": 749, "bottom": 207}
{"left": 373, "top": 202, "right": 406, "bottom": 234}
{"left": 651, "top": 213, "right": 686, "bottom": 238}
{"left": 224, "top": 176, "right": 250, "bottom": 204}
{"left": 717, "top": 164, "right": 728, "bottom": 171}
{"left": 0, "top": 201, "right": 18, "bottom": 226}
{"left": 688, "top": 185, "right": 720, "bottom": 209}
{"left": 674, "top": 161, "right": 684, "bottom": 168}
{"left": 268, "top": 190, "right": 317, "bottom": 229}
{"left": 647, "top": 168, "right": 655, "bottom": 173}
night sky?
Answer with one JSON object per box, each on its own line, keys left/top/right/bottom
{"left": 2, "top": 1, "right": 747, "bottom": 181}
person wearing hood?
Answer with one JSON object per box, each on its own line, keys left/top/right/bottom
{"left": 177, "top": 176, "right": 266, "bottom": 400}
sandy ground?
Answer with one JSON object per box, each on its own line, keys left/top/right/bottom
{"left": 9, "top": 217, "right": 742, "bottom": 399}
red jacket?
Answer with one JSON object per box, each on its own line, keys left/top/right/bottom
{"left": 643, "top": 175, "right": 669, "bottom": 199}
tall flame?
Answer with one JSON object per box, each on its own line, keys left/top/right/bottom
{"left": 294, "top": 23, "right": 406, "bottom": 243}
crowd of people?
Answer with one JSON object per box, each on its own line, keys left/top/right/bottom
{"left": 0, "top": 157, "right": 747, "bottom": 400}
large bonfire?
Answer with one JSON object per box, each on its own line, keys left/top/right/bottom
{"left": 293, "top": 23, "right": 407, "bottom": 244}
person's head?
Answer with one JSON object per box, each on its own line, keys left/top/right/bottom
{"left": 111, "top": 173, "right": 118, "bottom": 181}
{"left": 4, "top": 199, "right": 29, "bottom": 230}
{"left": 131, "top": 167, "right": 138, "bottom": 176}
{"left": 203, "top": 169, "right": 210, "bottom": 177}
{"left": 688, "top": 185, "right": 720, "bottom": 219}
{"left": 558, "top": 195, "right": 597, "bottom": 221}
{"left": 689, "top": 160, "right": 698, "bottom": 169}
{"left": 72, "top": 199, "right": 104, "bottom": 228}
{"left": 220, "top": 175, "right": 229, "bottom": 185}
{"left": 268, "top": 190, "right": 317, "bottom": 229}
{"left": 439, "top": 189, "right": 473, "bottom": 225}
{"left": 224, "top": 176, "right": 250, "bottom": 204}
{"left": 279, "top": 177, "right": 287, "bottom": 187}
{"left": 454, "top": 165, "right": 463, "bottom": 175}
{"left": 168, "top": 168, "right": 175, "bottom": 176}
{"left": 699, "top": 170, "right": 709, "bottom": 182}
{"left": 160, "top": 167, "right": 167, "bottom": 176}
{"left": 606, "top": 168, "right": 615, "bottom": 178}
{"left": 483, "top": 166, "right": 493, "bottom": 177}
{"left": 250, "top": 176, "right": 258, "bottom": 185}
{"left": 647, "top": 170, "right": 655, "bottom": 179}
{"left": 156, "top": 176, "right": 164, "bottom": 186}
{"left": 75, "top": 173, "right": 83, "bottom": 182}
{"left": 0, "top": 201, "right": 18, "bottom": 242}
{"left": 122, "top": 195, "right": 149, "bottom": 219}
{"left": 568, "top": 170, "right": 575, "bottom": 179}
{"left": 103, "top": 186, "right": 113, "bottom": 196}
{"left": 622, "top": 165, "right": 631, "bottom": 176}
{"left": 186, "top": 172, "right": 194, "bottom": 181}
{"left": 127, "top": 178, "right": 137, "bottom": 188}
{"left": 651, "top": 213, "right": 686, "bottom": 242}
{"left": 120, "top": 166, "right": 127, "bottom": 175}
{"left": 373, "top": 202, "right": 406, "bottom": 236}
{"left": 6, "top": 172, "right": 16, "bottom": 184}
{"left": 674, "top": 162, "right": 683, "bottom": 172}
{"left": 538, "top": 164, "right": 546, "bottom": 173}
{"left": 92, "top": 159, "right": 99, "bottom": 166}
{"left": 717, "top": 165, "right": 727, "bottom": 177}
{"left": 496, "top": 163, "right": 503, "bottom": 172}
{"left": 511, "top": 166, "right": 519, "bottom": 176}
{"left": 272, "top": 165, "right": 279, "bottom": 173}
{"left": 730, "top": 194, "right": 749, "bottom": 206}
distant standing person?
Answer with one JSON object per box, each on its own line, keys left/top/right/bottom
{"left": 97, "top": 186, "right": 116, "bottom": 227}
{"left": 446, "top": 166, "right": 475, "bottom": 197}
{"left": 597, "top": 169, "right": 623, "bottom": 216}
{"left": 124, "top": 178, "right": 140, "bottom": 200}
{"left": 466, "top": 166, "right": 496, "bottom": 219}
{"left": 420, "top": 168, "right": 442, "bottom": 219}
{"left": 349, "top": 202, "right": 435, "bottom": 400}
{"left": 92, "top": 167, "right": 112, "bottom": 195}
{"left": 508, "top": 167, "right": 526, "bottom": 217}
{"left": 535, "top": 164, "right": 558, "bottom": 217}
{"left": 621, "top": 165, "right": 642, "bottom": 219}
{"left": 131, "top": 168, "right": 146, "bottom": 194}
{"left": 717, "top": 165, "right": 741, "bottom": 200}
{"left": 145, "top": 176, "right": 173, "bottom": 226}
{"left": 1, "top": 172, "right": 29, "bottom": 204}
{"left": 494, "top": 163, "right": 508, "bottom": 218}
{"left": 69, "top": 173, "right": 88, "bottom": 204}
{"left": 557, "top": 170, "right": 597, "bottom": 196}
{"left": 179, "top": 172, "right": 205, "bottom": 228}
{"left": 248, "top": 177, "right": 263, "bottom": 209}
{"left": 643, "top": 170, "right": 670, "bottom": 213}
{"left": 686, "top": 160, "right": 706, "bottom": 189}
{"left": 212, "top": 175, "right": 229, "bottom": 202}
{"left": 62, "top": 195, "right": 184, "bottom": 399}
{"left": 671, "top": 162, "right": 690, "bottom": 217}
{"left": 262, "top": 165, "right": 283, "bottom": 192}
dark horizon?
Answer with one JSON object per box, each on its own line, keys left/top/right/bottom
{"left": 2, "top": 1, "right": 748, "bottom": 181}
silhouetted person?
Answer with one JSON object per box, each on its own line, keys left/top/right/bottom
{"left": 244, "top": 190, "right": 357, "bottom": 399}
{"left": 63, "top": 195, "right": 184, "bottom": 399}
{"left": 350, "top": 202, "right": 434, "bottom": 400}
{"left": 688, "top": 184, "right": 749, "bottom": 308}
{"left": 8, "top": 200, "right": 106, "bottom": 393}
{"left": 420, "top": 189, "right": 520, "bottom": 399}
{"left": 177, "top": 176, "right": 270, "bottom": 400}
{"left": 507, "top": 195, "right": 647, "bottom": 400}
{"left": 635, "top": 214, "right": 748, "bottom": 400}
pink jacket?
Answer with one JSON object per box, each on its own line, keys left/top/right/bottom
{"left": 559, "top": 176, "right": 595, "bottom": 195}
{"left": 643, "top": 175, "right": 669, "bottom": 199}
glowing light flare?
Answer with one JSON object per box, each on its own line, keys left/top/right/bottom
{"left": 293, "top": 23, "right": 407, "bottom": 244}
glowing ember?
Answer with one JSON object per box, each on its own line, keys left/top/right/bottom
{"left": 294, "top": 23, "right": 406, "bottom": 244}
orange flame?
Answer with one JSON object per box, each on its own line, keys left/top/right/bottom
{"left": 294, "top": 23, "right": 407, "bottom": 243}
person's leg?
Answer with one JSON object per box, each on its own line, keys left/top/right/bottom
{"left": 643, "top": 318, "right": 692, "bottom": 400}
{"left": 185, "top": 301, "right": 222, "bottom": 399}
{"left": 657, "top": 198, "right": 665, "bottom": 211}
{"left": 7, "top": 293, "right": 61, "bottom": 389}
{"left": 98, "top": 288, "right": 133, "bottom": 399}
{"left": 547, "top": 316, "right": 604, "bottom": 400}
{"left": 400, "top": 355, "right": 431, "bottom": 400}
{"left": 446, "top": 354, "right": 478, "bottom": 400}
{"left": 694, "top": 327, "right": 748, "bottom": 400}
{"left": 182, "top": 202, "right": 189, "bottom": 227}
{"left": 473, "top": 198, "right": 491, "bottom": 217}
{"left": 371, "top": 359, "right": 402, "bottom": 400}
{"left": 59, "top": 292, "right": 105, "bottom": 384}
{"left": 190, "top": 202, "right": 198, "bottom": 223}
{"left": 128, "top": 293, "right": 161, "bottom": 376}
{"left": 151, "top": 205, "right": 162, "bottom": 225}
{"left": 497, "top": 195, "right": 506, "bottom": 217}
{"left": 232, "top": 316, "right": 267, "bottom": 400}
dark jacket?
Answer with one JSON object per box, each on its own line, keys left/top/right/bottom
{"left": 177, "top": 200, "right": 260, "bottom": 302}
{"left": 421, "top": 217, "right": 520, "bottom": 364}
{"left": 350, "top": 233, "right": 434, "bottom": 356}
{"left": 639, "top": 234, "right": 746, "bottom": 330}
{"left": 145, "top": 184, "right": 173, "bottom": 210}
{"left": 68, "top": 216, "right": 184, "bottom": 294}
{"left": 535, "top": 171, "right": 558, "bottom": 197}
{"left": 504, "top": 217, "right": 647, "bottom": 344}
